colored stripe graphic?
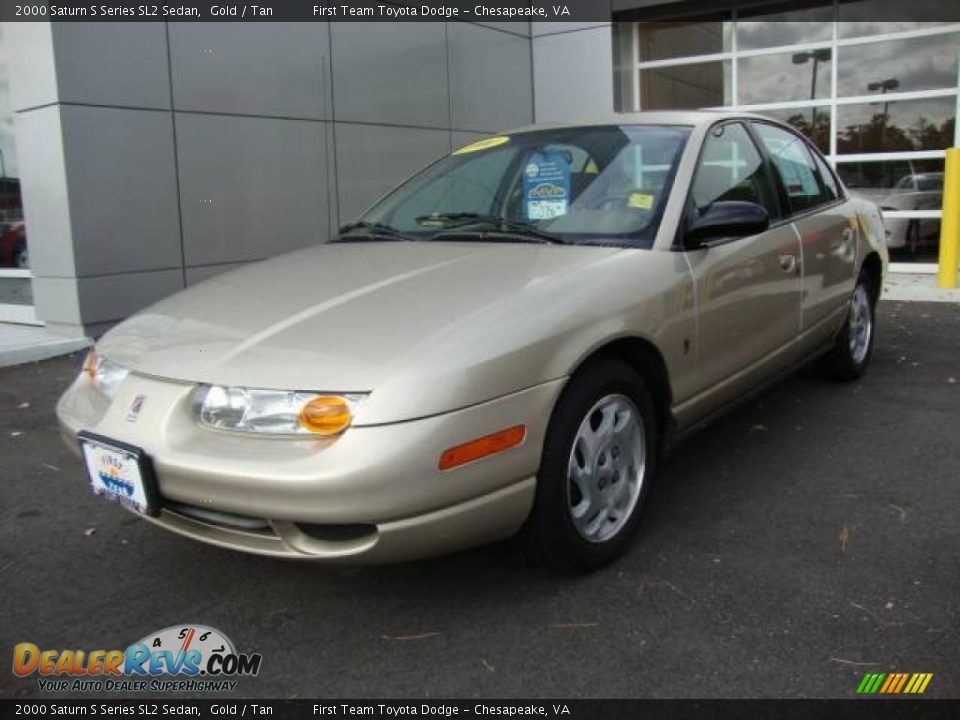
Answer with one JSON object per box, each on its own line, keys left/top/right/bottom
{"left": 857, "top": 672, "right": 932, "bottom": 694}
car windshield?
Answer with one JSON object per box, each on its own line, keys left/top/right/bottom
{"left": 351, "top": 125, "right": 691, "bottom": 248}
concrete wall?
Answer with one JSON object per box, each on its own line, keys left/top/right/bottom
{"left": 8, "top": 20, "right": 534, "bottom": 337}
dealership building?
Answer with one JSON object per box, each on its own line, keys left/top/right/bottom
{"left": 0, "top": 0, "right": 956, "bottom": 336}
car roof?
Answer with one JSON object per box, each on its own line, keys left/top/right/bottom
{"left": 501, "top": 110, "right": 784, "bottom": 135}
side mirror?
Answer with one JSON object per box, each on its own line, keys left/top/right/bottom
{"left": 684, "top": 201, "right": 770, "bottom": 248}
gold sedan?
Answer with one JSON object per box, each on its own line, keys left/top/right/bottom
{"left": 57, "top": 112, "right": 888, "bottom": 569}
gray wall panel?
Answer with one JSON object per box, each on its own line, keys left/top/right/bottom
{"left": 31, "top": 277, "right": 81, "bottom": 325}
{"left": 6, "top": 23, "right": 58, "bottom": 111}
{"left": 472, "top": 21, "right": 531, "bottom": 37}
{"left": 335, "top": 123, "right": 450, "bottom": 222}
{"left": 448, "top": 23, "right": 534, "bottom": 132}
{"left": 331, "top": 23, "right": 449, "bottom": 128}
{"left": 52, "top": 23, "right": 171, "bottom": 109}
{"left": 169, "top": 23, "right": 330, "bottom": 119}
{"left": 176, "top": 113, "right": 330, "bottom": 267}
{"left": 13, "top": 106, "right": 75, "bottom": 279}
{"left": 60, "top": 106, "right": 182, "bottom": 277}
{"left": 78, "top": 269, "right": 184, "bottom": 323}
{"left": 533, "top": 27, "right": 615, "bottom": 122}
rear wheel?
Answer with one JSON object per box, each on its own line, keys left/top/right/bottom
{"left": 523, "top": 358, "right": 658, "bottom": 570}
{"left": 825, "top": 269, "right": 876, "bottom": 381}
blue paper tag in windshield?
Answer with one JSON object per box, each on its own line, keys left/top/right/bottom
{"left": 523, "top": 150, "right": 570, "bottom": 221}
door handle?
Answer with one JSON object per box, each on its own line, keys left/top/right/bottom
{"left": 779, "top": 254, "right": 798, "bottom": 274}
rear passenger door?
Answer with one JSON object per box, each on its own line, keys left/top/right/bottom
{"left": 682, "top": 122, "right": 802, "bottom": 417}
{"left": 751, "top": 122, "right": 858, "bottom": 353}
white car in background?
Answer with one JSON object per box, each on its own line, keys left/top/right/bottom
{"left": 878, "top": 173, "right": 943, "bottom": 253}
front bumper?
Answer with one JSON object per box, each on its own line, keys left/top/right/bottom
{"left": 57, "top": 372, "right": 565, "bottom": 562}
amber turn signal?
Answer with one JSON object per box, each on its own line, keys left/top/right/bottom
{"left": 298, "top": 395, "right": 354, "bottom": 436}
{"left": 82, "top": 350, "right": 98, "bottom": 381}
{"left": 438, "top": 425, "right": 526, "bottom": 471}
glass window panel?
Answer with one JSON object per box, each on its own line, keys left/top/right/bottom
{"left": 756, "top": 107, "right": 831, "bottom": 153}
{"left": 639, "top": 61, "right": 732, "bottom": 110}
{"left": 0, "top": 276, "right": 32, "bottom": 306}
{"left": 837, "top": 97, "right": 956, "bottom": 154}
{"left": 0, "top": 26, "right": 27, "bottom": 271}
{"left": 839, "top": 0, "right": 950, "bottom": 38}
{"left": 737, "top": 49, "right": 832, "bottom": 105}
{"left": 691, "top": 123, "right": 779, "bottom": 217}
{"left": 736, "top": 3, "right": 833, "bottom": 50}
{"left": 837, "top": 158, "right": 944, "bottom": 262}
{"left": 638, "top": 18, "right": 733, "bottom": 62}
{"left": 837, "top": 34, "right": 960, "bottom": 96}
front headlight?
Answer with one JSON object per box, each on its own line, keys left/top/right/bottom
{"left": 194, "top": 385, "right": 365, "bottom": 436}
{"left": 82, "top": 350, "right": 130, "bottom": 399}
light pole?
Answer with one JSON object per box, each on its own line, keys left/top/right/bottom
{"left": 868, "top": 77, "right": 900, "bottom": 119}
{"left": 792, "top": 49, "right": 831, "bottom": 135}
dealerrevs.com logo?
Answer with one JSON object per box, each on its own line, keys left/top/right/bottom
{"left": 13, "top": 624, "right": 262, "bottom": 693}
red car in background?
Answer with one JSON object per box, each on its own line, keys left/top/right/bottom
{"left": 0, "top": 222, "right": 27, "bottom": 268}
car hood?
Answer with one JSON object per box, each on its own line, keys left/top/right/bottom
{"left": 98, "top": 241, "right": 623, "bottom": 423}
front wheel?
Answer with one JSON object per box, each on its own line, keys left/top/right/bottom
{"left": 825, "top": 270, "right": 876, "bottom": 381}
{"left": 523, "top": 358, "right": 658, "bottom": 571}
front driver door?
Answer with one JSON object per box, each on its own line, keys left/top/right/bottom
{"left": 680, "top": 122, "right": 802, "bottom": 422}
{"left": 751, "top": 121, "right": 858, "bottom": 355}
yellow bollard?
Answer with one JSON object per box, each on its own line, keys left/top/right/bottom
{"left": 937, "top": 147, "right": 960, "bottom": 288}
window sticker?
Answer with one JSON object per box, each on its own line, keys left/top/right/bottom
{"left": 523, "top": 150, "right": 571, "bottom": 220}
{"left": 627, "top": 192, "right": 655, "bottom": 210}
{"left": 453, "top": 135, "right": 510, "bottom": 155}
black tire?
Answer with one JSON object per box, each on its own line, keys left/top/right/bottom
{"left": 825, "top": 269, "right": 876, "bottom": 381}
{"left": 522, "top": 357, "right": 658, "bottom": 571}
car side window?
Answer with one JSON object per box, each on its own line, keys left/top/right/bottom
{"left": 811, "top": 151, "right": 840, "bottom": 201}
{"left": 690, "top": 122, "right": 779, "bottom": 219}
{"left": 752, "top": 123, "right": 831, "bottom": 214}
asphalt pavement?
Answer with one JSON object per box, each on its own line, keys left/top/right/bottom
{"left": 2, "top": 301, "right": 958, "bottom": 699}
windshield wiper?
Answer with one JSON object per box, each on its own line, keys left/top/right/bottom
{"left": 414, "top": 213, "right": 568, "bottom": 245}
{"left": 332, "top": 221, "right": 417, "bottom": 242}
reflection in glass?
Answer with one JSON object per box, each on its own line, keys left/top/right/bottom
{"left": 837, "top": 34, "right": 959, "bottom": 96}
{"left": 639, "top": 62, "right": 732, "bottom": 110}
{"left": 838, "top": 159, "right": 943, "bottom": 261}
{"left": 638, "top": 18, "right": 732, "bottom": 62}
{"left": 0, "top": 25, "right": 28, "bottom": 270}
{"left": 736, "top": 3, "right": 832, "bottom": 50}
{"left": 738, "top": 49, "right": 831, "bottom": 105}
{"left": 838, "top": 0, "right": 950, "bottom": 38}
{"left": 837, "top": 97, "right": 955, "bottom": 154}
{"left": 757, "top": 107, "right": 830, "bottom": 152}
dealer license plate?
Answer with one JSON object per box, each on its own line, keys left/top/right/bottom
{"left": 78, "top": 432, "right": 158, "bottom": 515}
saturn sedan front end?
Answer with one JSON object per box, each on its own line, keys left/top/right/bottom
{"left": 57, "top": 356, "right": 563, "bottom": 561}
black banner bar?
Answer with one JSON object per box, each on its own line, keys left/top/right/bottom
{"left": 2, "top": 700, "right": 960, "bottom": 719}
{"left": 4, "top": 0, "right": 960, "bottom": 23}
{"left": 2, "top": 1, "right": 609, "bottom": 23}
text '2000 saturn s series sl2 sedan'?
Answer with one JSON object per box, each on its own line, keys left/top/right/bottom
{"left": 57, "top": 112, "right": 888, "bottom": 570}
